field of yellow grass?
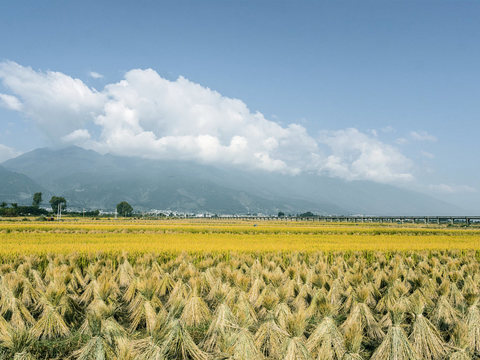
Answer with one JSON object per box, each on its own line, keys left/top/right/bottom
{"left": 1, "top": 218, "right": 479, "bottom": 254}
{"left": 1, "top": 218, "right": 480, "bottom": 359}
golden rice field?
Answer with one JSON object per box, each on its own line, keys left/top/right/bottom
{"left": 0, "top": 219, "right": 479, "bottom": 359}
{"left": 0, "top": 218, "right": 479, "bottom": 254}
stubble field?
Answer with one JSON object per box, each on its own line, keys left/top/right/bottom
{"left": 0, "top": 219, "right": 479, "bottom": 359}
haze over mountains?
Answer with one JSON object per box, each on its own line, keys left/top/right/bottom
{"left": 0, "top": 146, "right": 462, "bottom": 215}
{"left": 0, "top": 165, "right": 49, "bottom": 204}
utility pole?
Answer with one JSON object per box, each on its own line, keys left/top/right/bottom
{"left": 57, "top": 203, "right": 62, "bottom": 221}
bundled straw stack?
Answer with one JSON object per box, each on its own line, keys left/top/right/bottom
{"left": 0, "top": 251, "right": 478, "bottom": 359}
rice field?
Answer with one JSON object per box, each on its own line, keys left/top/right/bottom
{"left": 0, "top": 219, "right": 479, "bottom": 359}
{"left": 1, "top": 219, "right": 480, "bottom": 254}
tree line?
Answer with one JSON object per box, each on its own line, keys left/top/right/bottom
{"left": 0, "top": 192, "right": 134, "bottom": 218}
{"left": 0, "top": 193, "right": 70, "bottom": 217}
{"left": 1, "top": 193, "right": 315, "bottom": 219}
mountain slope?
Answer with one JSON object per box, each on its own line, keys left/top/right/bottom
{"left": 0, "top": 166, "right": 48, "bottom": 205}
{"left": 3, "top": 147, "right": 337, "bottom": 214}
{"left": 2, "top": 146, "right": 461, "bottom": 215}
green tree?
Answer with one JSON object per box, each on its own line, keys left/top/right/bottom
{"left": 32, "top": 192, "right": 42, "bottom": 207}
{"left": 299, "top": 211, "right": 315, "bottom": 218}
{"left": 49, "top": 196, "right": 67, "bottom": 212}
{"left": 0, "top": 202, "right": 6, "bottom": 208}
{"left": 278, "top": 211, "right": 285, "bottom": 218}
{"left": 116, "top": 201, "right": 133, "bottom": 217}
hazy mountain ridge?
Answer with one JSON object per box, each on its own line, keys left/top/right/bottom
{"left": 0, "top": 165, "right": 49, "bottom": 204}
{"left": 2, "top": 146, "right": 461, "bottom": 215}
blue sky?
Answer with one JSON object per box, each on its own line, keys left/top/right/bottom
{"left": 0, "top": 1, "right": 479, "bottom": 211}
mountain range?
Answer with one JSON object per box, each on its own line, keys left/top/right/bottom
{"left": 0, "top": 146, "right": 462, "bottom": 215}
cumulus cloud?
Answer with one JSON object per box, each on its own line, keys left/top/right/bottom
{"left": 410, "top": 130, "right": 437, "bottom": 142}
{"left": 0, "top": 61, "right": 414, "bottom": 183}
{"left": 381, "top": 126, "right": 395, "bottom": 134}
{"left": 0, "top": 61, "right": 106, "bottom": 141}
{"left": 319, "top": 129, "right": 413, "bottom": 182}
{"left": 89, "top": 71, "right": 103, "bottom": 79}
{"left": 0, "top": 144, "right": 21, "bottom": 162}
{"left": 0, "top": 93, "right": 22, "bottom": 111}
{"left": 420, "top": 150, "right": 435, "bottom": 159}
{"left": 61, "top": 129, "right": 91, "bottom": 144}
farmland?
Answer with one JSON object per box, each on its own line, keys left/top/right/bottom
{"left": 1, "top": 219, "right": 480, "bottom": 254}
{"left": 0, "top": 219, "right": 480, "bottom": 359}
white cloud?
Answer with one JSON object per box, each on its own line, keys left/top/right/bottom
{"left": 0, "top": 93, "right": 22, "bottom": 111}
{"left": 428, "top": 184, "right": 477, "bottom": 194}
{"left": 0, "top": 144, "right": 21, "bottom": 162}
{"left": 89, "top": 71, "right": 103, "bottom": 79}
{"left": 395, "top": 137, "right": 408, "bottom": 145}
{"left": 410, "top": 130, "right": 437, "bottom": 142}
{"left": 0, "top": 61, "right": 415, "bottom": 183}
{"left": 61, "top": 129, "right": 91, "bottom": 144}
{"left": 319, "top": 129, "right": 413, "bottom": 183}
{"left": 381, "top": 126, "right": 395, "bottom": 133}
{"left": 0, "top": 61, "right": 106, "bottom": 141}
{"left": 420, "top": 150, "right": 435, "bottom": 159}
